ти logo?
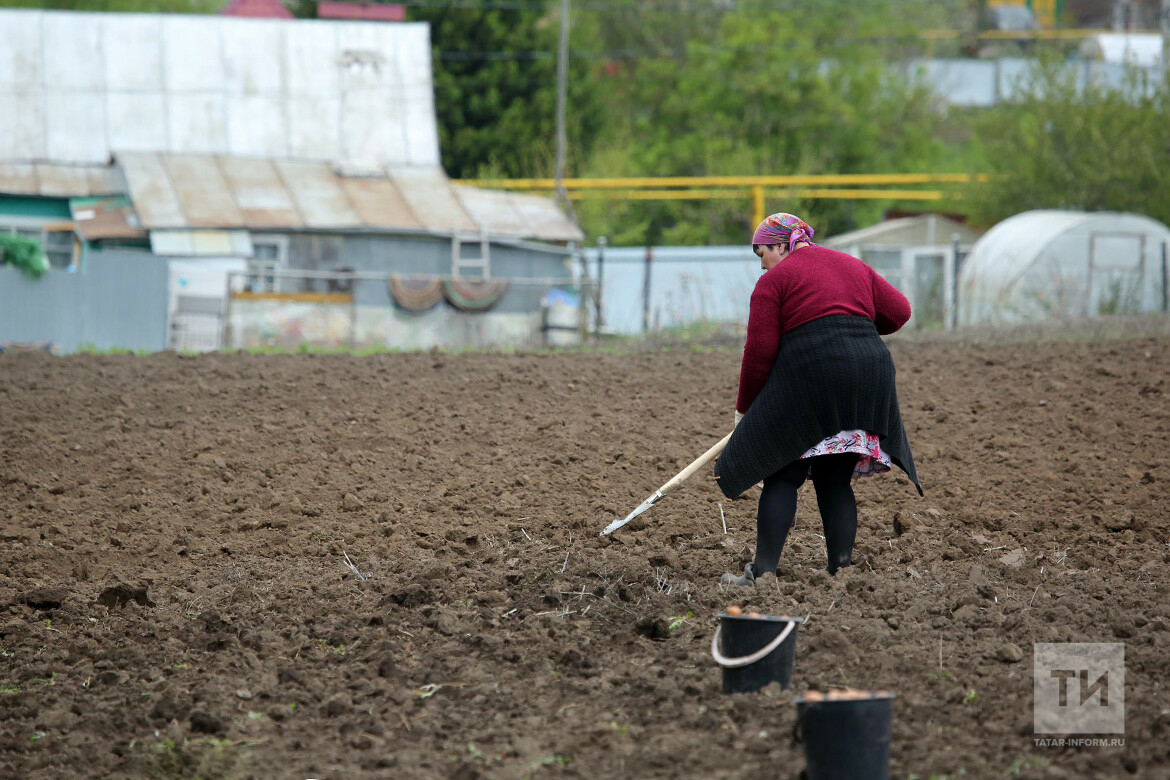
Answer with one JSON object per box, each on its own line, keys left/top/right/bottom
{"left": 1049, "top": 668, "right": 1110, "bottom": 707}
{"left": 1034, "top": 643, "right": 1125, "bottom": 735}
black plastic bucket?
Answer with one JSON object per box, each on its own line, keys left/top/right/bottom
{"left": 794, "top": 691, "right": 895, "bottom": 780}
{"left": 711, "top": 613, "right": 802, "bottom": 693}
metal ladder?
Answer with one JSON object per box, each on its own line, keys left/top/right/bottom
{"left": 451, "top": 227, "right": 491, "bottom": 279}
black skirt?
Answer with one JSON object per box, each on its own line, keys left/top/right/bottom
{"left": 715, "top": 315, "right": 922, "bottom": 498}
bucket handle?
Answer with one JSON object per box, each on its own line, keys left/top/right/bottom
{"left": 710, "top": 620, "right": 796, "bottom": 669}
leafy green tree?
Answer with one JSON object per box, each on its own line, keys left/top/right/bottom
{"left": 964, "top": 58, "right": 1170, "bottom": 227}
{"left": 412, "top": 1, "right": 600, "bottom": 179}
{"left": 574, "top": 2, "right": 953, "bottom": 245}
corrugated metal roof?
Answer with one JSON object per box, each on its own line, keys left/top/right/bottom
{"left": 339, "top": 177, "right": 423, "bottom": 231}
{"left": 70, "top": 196, "right": 145, "bottom": 241}
{"left": 275, "top": 160, "right": 363, "bottom": 229}
{"left": 497, "top": 190, "right": 583, "bottom": 244}
{"left": 114, "top": 153, "right": 582, "bottom": 243}
{"left": 0, "top": 163, "right": 123, "bottom": 197}
{"left": 0, "top": 163, "right": 37, "bottom": 195}
{"left": 36, "top": 164, "right": 94, "bottom": 197}
{"left": 219, "top": 157, "right": 304, "bottom": 229}
{"left": 454, "top": 186, "right": 531, "bottom": 238}
{"left": 86, "top": 166, "right": 124, "bottom": 196}
{"left": 162, "top": 155, "right": 245, "bottom": 228}
{"left": 388, "top": 166, "right": 479, "bottom": 234}
{"left": 118, "top": 152, "right": 187, "bottom": 228}
{"left": 453, "top": 184, "right": 589, "bottom": 243}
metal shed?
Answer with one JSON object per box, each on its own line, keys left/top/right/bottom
{"left": 957, "top": 210, "right": 1170, "bottom": 326}
{"left": 0, "top": 9, "right": 586, "bottom": 353}
{"left": 824, "top": 214, "right": 983, "bottom": 329}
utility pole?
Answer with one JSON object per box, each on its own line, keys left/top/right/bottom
{"left": 1162, "top": 0, "right": 1170, "bottom": 77}
{"left": 642, "top": 246, "right": 652, "bottom": 333}
{"left": 594, "top": 236, "right": 606, "bottom": 337}
{"left": 554, "top": 0, "right": 572, "bottom": 216}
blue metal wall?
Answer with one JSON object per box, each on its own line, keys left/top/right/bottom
{"left": 0, "top": 249, "right": 170, "bottom": 353}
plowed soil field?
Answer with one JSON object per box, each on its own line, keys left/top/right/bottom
{"left": 1, "top": 333, "right": 1168, "bottom": 779}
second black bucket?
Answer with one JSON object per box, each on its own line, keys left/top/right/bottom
{"left": 794, "top": 691, "right": 895, "bottom": 780}
{"left": 711, "top": 613, "right": 802, "bottom": 693}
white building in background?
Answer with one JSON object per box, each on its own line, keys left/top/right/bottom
{"left": 0, "top": 9, "right": 582, "bottom": 353}
{"left": 0, "top": 9, "right": 440, "bottom": 172}
{"left": 957, "top": 210, "right": 1170, "bottom": 327}
{"left": 1078, "top": 33, "right": 1163, "bottom": 69}
{"left": 824, "top": 214, "right": 983, "bottom": 330}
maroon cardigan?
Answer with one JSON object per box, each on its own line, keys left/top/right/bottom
{"left": 736, "top": 245, "right": 911, "bottom": 413}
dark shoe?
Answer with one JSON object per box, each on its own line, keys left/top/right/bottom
{"left": 826, "top": 554, "right": 853, "bottom": 576}
{"left": 720, "top": 563, "right": 756, "bottom": 587}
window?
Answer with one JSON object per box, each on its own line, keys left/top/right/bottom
{"left": 245, "top": 236, "right": 288, "bottom": 293}
{"left": 861, "top": 248, "right": 905, "bottom": 291}
{"left": 1, "top": 223, "right": 75, "bottom": 270}
{"left": 44, "top": 229, "right": 75, "bottom": 270}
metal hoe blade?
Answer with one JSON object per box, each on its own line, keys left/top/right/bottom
{"left": 599, "top": 431, "right": 732, "bottom": 537}
{"left": 600, "top": 491, "right": 663, "bottom": 536}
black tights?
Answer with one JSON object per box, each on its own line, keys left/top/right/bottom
{"left": 752, "top": 453, "right": 859, "bottom": 576}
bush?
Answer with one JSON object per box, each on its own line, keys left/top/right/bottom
{"left": 0, "top": 234, "right": 49, "bottom": 279}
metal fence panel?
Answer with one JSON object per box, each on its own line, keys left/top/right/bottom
{"left": 0, "top": 266, "right": 86, "bottom": 348}
{"left": 0, "top": 249, "right": 169, "bottom": 352}
{"left": 583, "top": 245, "right": 759, "bottom": 335}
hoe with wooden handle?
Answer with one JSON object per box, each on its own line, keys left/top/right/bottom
{"left": 600, "top": 432, "right": 733, "bottom": 536}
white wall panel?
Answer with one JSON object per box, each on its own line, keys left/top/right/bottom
{"left": 335, "top": 20, "right": 385, "bottom": 57}
{"left": 107, "top": 93, "right": 168, "bottom": 151}
{"left": 222, "top": 20, "right": 283, "bottom": 95}
{"left": 341, "top": 91, "right": 402, "bottom": 172}
{"left": 103, "top": 15, "right": 163, "bottom": 92}
{"left": 226, "top": 97, "right": 288, "bottom": 158}
{"left": 284, "top": 25, "right": 339, "bottom": 96}
{"left": 336, "top": 23, "right": 403, "bottom": 172}
{"left": 0, "top": 94, "right": 45, "bottom": 159}
{"left": 45, "top": 94, "right": 107, "bottom": 162}
{"left": 0, "top": 10, "right": 42, "bottom": 90}
{"left": 42, "top": 12, "right": 104, "bottom": 91}
{"left": 163, "top": 17, "right": 224, "bottom": 92}
{"left": 168, "top": 94, "right": 227, "bottom": 154}
{"left": 398, "top": 27, "right": 440, "bottom": 166}
{"left": 286, "top": 98, "right": 340, "bottom": 161}
{"left": 2, "top": 13, "right": 440, "bottom": 171}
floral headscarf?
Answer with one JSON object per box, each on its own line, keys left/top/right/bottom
{"left": 751, "top": 212, "right": 816, "bottom": 252}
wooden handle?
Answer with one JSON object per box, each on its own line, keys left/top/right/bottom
{"left": 657, "top": 432, "right": 732, "bottom": 497}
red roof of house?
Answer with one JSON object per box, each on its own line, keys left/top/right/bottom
{"left": 318, "top": 1, "right": 405, "bottom": 22}
{"left": 221, "top": 0, "right": 294, "bottom": 19}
